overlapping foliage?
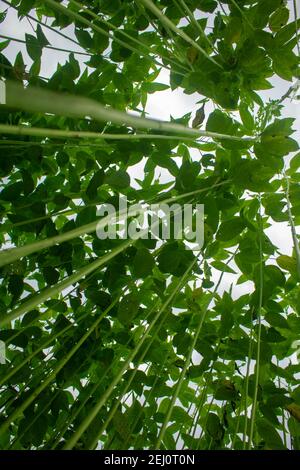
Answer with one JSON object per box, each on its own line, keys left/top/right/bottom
{"left": 0, "top": 0, "right": 300, "bottom": 450}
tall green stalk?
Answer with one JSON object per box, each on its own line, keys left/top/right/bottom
{"left": 285, "top": 175, "right": 300, "bottom": 280}
{"left": 248, "top": 202, "right": 264, "bottom": 449}
{"left": 0, "top": 181, "right": 229, "bottom": 269}
{"left": 0, "top": 239, "right": 132, "bottom": 327}
{"left": 0, "top": 299, "right": 119, "bottom": 439}
{"left": 136, "top": 0, "right": 222, "bottom": 68}
{"left": 155, "top": 290, "right": 212, "bottom": 449}
{"left": 63, "top": 258, "right": 197, "bottom": 449}
{"left": 3, "top": 81, "right": 256, "bottom": 142}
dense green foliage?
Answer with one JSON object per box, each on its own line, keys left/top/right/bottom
{"left": 0, "top": 0, "right": 300, "bottom": 450}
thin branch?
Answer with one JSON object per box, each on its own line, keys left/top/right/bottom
{"left": 135, "top": 0, "right": 222, "bottom": 69}
{"left": 177, "top": 0, "right": 216, "bottom": 52}
{"left": 67, "top": 0, "right": 190, "bottom": 73}
{"left": 0, "top": 34, "right": 91, "bottom": 56}
{"left": 229, "top": 0, "right": 254, "bottom": 31}
{"left": 155, "top": 275, "right": 211, "bottom": 449}
{"left": 0, "top": 298, "right": 119, "bottom": 439}
{"left": 43, "top": 0, "right": 182, "bottom": 75}
{"left": 63, "top": 258, "right": 197, "bottom": 449}
{"left": 1, "top": 0, "right": 84, "bottom": 49}
{"left": 248, "top": 198, "right": 264, "bottom": 449}
{"left": 1, "top": 81, "right": 258, "bottom": 142}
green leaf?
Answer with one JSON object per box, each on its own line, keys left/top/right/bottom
{"left": 217, "top": 218, "right": 246, "bottom": 242}
{"left": 151, "top": 152, "right": 179, "bottom": 176}
{"left": 262, "top": 118, "right": 295, "bottom": 137}
{"left": 0, "top": 182, "right": 23, "bottom": 202}
{"left": 224, "top": 17, "right": 242, "bottom": 45}
{"left": 117, "top": 293, "right": 139, "bottom": 326}
{"left": 198, "top": 0, "right": 217, "bottom": 13}
{"left": 142, "top": 82, "right": 169, "bottom": 93}
{"left": 8, "top": 274, "right": 24, "bottom": 300}
{"left": 42, "top": 266, "right": 60, "bottom": 286}
{"left": 269, "top": 7, "right": 289, "bottom": 32}
{"left": 256, "top": 418, "right": 286, "bottom": 449}
{"left": 289, "top": 152, "right": 300, "bottom": 171}
{"left": 206, "top": 109, "right": 236, "bottom": 136}
{"left": 265, "top": 311, "right": 290, "bottom": 330}
{"left": 239, "top": 103, "right": 255, "bottom": 131}
{"left": 0, "top": 10, "right": 7, "bottom": 24}
{"left": 214, "top": 381, "right": 237, "bottom": 401}
{"left": 75, "top": 28, "right": 93, "bottom": 50}
{"left": 173, "top": 332, "right": 192, "bottom": 355}
{"left": 21, "top": 169, "right": 34, "bottom": 196}
{"left": 0, "top": 40, "right": 9, "bottom": 52}
{"left": 36, "top": 24, "right": 49, "bottom": 47}
{"left": 176, "top": 161, "right": 200, "bottom": 189}
{"left": 211, "top": 260, "right": 237, "bottom": 274}
{"left": 0, "top": 0, "right": 300, "bottom": 451}
{"left": 25, "top": 33, "right": 42, "bottom": 61}
{"left": 257, "top": 137, "right": 298, "bottom": 158}
{"left": 17, "top": 0, "right": 35, "bottom": 17}
{"left": 76, "top": 206, "right": 96, "bottom": 227}
{"left": 105, "top": 170, "right": 130, "bottom": 190}
{"left": 277, "top": 255, "right": 298, "bottom": 277}
{"left": 86, "top": 169, "right": 105, "bottom": 201}
{"left": 206, "top": 413, "right": 224, "bottom": 441}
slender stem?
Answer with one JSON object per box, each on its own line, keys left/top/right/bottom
{"left": 278, "top": 80, "right": 300, "bottom": 104}
{"left": 88, "top": 316, "right": 166, "bottom": 449}
{"left": 229, "top": 0, "right": 254, "bottom": 31}
{"left": 0, "top": 308, "right": 92, "bottom": 387}
{"left": 189, "top": 384, "right": 208, "bottom": 443}
{"left": 1, "top": 0, "right": 84, "bottom": 49}
{"left": 155, "top": 287, "right": 211, "bottom": 449}
{"left": 242, "top": 321, "right": 254, "bottom": 449}
{"left": 63, "top": 258, "right": 197, "bottom": 449}
{"left": 0, "top": 277, "right": 82, "bottom": 352}
{"left": 43, "top": 0, "right": 177, "bottom": 74}
{"left": 0, "top": 139, "right": 109, "bottom": 148}
{"left": 0, "top": 124, "right": 197, "bottom": 141}
{"left": 175, "top": 397, "right": 196, "bottom": 448}
{"left": 0, "top": 207, "right": 132, "bottom": 269}
{"left": 218, "top": 1, "right": 227, "bottom": 15}
{"left": 197, "top": 393, "right": 215, "bottom": 448}
{"left": 50, "top": 381, "right": 101, "bottom": 448}
{"left": 9, "top": 392, "right": 59, "bottom": 449}
{"left": 177, "top": 0, "right": 216, "bottom": 51}
{"left": 136, "top": 0, "right": 222, "bottom": 69}
{"left": 2, "top": 81, "right": 257, "bottom": 142}
{"left": 0, "top": 239, "right": 132, "bottom": 327}
{"left": 67, "top": 0, "right": 189, "bottom": 73}
{"left": 0, "top": 298, "right": 118, "bottom": 438}
{"left": 128, "top": 363, "right": 167, "bottom": 450}
{"left": 0, "top": 34, "right": 90, "bottom": 56}
{"left": 53, "top": 298, "right": 160, "bottom": 448}
{"left": 277, "top": 359, "right": 287, "bottom": 448}
{"left": 0, "top": 208, "right": 76, "bottom": 232}
{"left": 0, "top": 180, "right": 230, "bottom": 269}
